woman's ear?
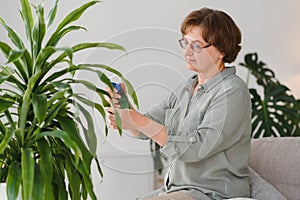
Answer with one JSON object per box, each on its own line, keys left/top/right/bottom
{"left": 218, "top": 50, "right": 225, "bottom": 60}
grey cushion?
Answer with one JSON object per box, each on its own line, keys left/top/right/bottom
{"left": 249, "top": 167, "right": 287, "bottom": 200}
{"left": 249, "top": 137, "right": 300, "bottom": 200}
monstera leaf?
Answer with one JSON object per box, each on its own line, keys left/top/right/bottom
{"left": 240, "top": 53, "right": 300, "bottom": 138}
{"left": 250, "top": 84, "right": 298, "bottom": 138}
{"left": 240, "top": 53, "right": 278, "bottom": 87}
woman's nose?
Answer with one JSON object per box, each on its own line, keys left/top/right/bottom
{"left": 184, "top": 45, "right": 194, "bottom": 56}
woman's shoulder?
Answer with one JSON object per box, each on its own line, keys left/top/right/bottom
{"left": 223, "top": 73, "right": 249, "bottom": 93}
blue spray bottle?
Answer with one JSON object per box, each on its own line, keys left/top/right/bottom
{"left": 111, "top": 82, "right": 130, "bottom": 109}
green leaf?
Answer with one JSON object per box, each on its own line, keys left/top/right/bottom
{"left": 250, "top": 84, "right": 298, "bottom": 138}
{"left": 239, "top": 53, "right": 277, "bottom": 87}
{"left": 73, "top": 42, "right": 125, "bottom": 52}
{"left": 72, "top": 79, "right": 110, "bottom": 97}
{"left": 32, "top": 93, "right": 47, "bottom": 124}
{"left": 34, "top": 46, "right": 56, "bottom": 72}
{"left": 0, "top": 95, "right": 15, "bottom": 113}
{"left": 94, "top": 156, "right": 103, "bottom": 177}
{"left": 65, "top": 156, "right": 81, "bottom": 200}
{"left": 114, "top": 109, "right": 123, "bottom": 136}
{"left": 35, "top": 130, "right": 82, "bottom": 163}
{"left": 37, "top": 42, "right": 124, "bottom": 86}
{"left": 46, "top": 88, "right": 69, "bottom": 108}
{"left": 6, "top": 161, "right": 22, "bottom": 200}
{"left": 52, "top": 169, "right": 68, "bottom": 200}
{"left": 7, "top": 49, "right": 25, "bottom": 64}
{"left": 75, "top": 161, "right": 97, "bottom": 200}
{"left": 37, "top": 138, "right": 53, "bottom": 199}
{"left": 76, "top": 103, "right": 97, "bottom": 155}
{"left": 57, "top": 116, "right": 93, "bottom": 163}
{"left": 44, "top": 97, "right": 67, "bottom": 127}
{"left": 0, "top": 166, "right": 8, "bottom": 183}
{"left": 19, "top": 72, "right": 42, "bottom": 145}
{"left": 46, "top": 25, "right": 87, "bottom": 47}
{"left": 0, "top": 72, "right": 11, "bottom": 85}
{"left": 20, "top": 0, "right": 34, "bottom": 50}
{"left": 34, "top": 46, "right": 73, "bottom": 73}
{"left": 32, "top": 4, "right": 46, "bottom": 58}
{"left": 21, "top": 148, "right": 35, "bottom": 200}
{"left": 23, "top": 49, "right": 33, "bottom": 77}
{"left": 0, "top": 41, "right": 28, "bottom": 83}
{"left": 79, "top": 63, "right": 138, "bottom": 108}
{"left": 74, "top": 94, "right": 108, "bottom": 136}
{"left": 56, "top": 46, "right": 73, "bottom": 62}
{"left": 47, "top": 0, "right": 58, "bottom": 28}
{"left": 32, "top": 165, "right": 45, "bottom": 200}
{"left": 55, "top": 1, "right": 99, "bottom": 32}
{"left": 0, "top": 129, "right": 14, "bottom": 154}
{"left": 0, "top": 17, "right": 25, "bottom": 49}
{"left": 74, "top": 94, "right": 107, "bottom": 130}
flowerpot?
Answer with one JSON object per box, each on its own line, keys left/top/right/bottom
{"left": 0, "top": 183, "right": 7, "bottom": 199}
{"left": 0, "top": 183, "right": 22, "bottom": 199}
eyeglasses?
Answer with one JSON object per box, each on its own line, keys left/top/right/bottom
{"left": 178, "top": 38, "right": 211, "bottom": 53}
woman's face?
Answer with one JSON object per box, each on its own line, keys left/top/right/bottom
{"left": 183, "top": 26, "right": 224, "bottom": 74}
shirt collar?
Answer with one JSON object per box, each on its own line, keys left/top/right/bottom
{"left": 185, "top": 66, "right": 236, "bottom": 93}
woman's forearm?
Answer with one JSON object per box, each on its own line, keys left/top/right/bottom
{"left": 129, "top": 110, "right": 167, "bottom": 146}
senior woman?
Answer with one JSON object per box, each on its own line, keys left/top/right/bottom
{"left": 106, "top": 7, "right": 251, "bottom": 200}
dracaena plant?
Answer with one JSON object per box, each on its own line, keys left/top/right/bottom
{"left": 239, "top": 53, "right": 300, "bottom": 138}
{"left": 0, "top": 0, "right": 138, "bottom": 199}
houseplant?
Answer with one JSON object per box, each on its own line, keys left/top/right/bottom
{"left": 239, "top": 53, "right": 300, "bottom": 138}
{"left": 0, "top": 0, "right": 138, "bottom": 199}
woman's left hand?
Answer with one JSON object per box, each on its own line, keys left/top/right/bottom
{"left": 105, "top": 107, "right": 136, "bottom": 130}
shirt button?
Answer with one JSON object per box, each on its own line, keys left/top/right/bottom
{"left": 198, "top": 85, "right": 203, "bottom": 90}
{"left": 189, "top": 137, "right": 196, "bottom": 142}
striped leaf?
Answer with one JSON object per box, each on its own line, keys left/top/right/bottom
{"left": 32, "top": 165, "right": 45, "bottom": 200}
{"left": 55, "top": 1, "right": 99, "bottom": 32}
{"left": 20, "top": 0, "right": 34, "bottom": 50}
{"left": 46, "top": 25, "right": 87, "bottom": 47}
{"left": 37, "top": 138, "right": 53, "bottom": 199}
{"left": 0, "top": 129, "right": 14, "bottom": 154}
{"left": 0, "top": 95, "right": 15, "bottom": 113}
{"left": 35, "top": 130, "right": 82, "bottom": 163}
{"left": 21, "top": 148, "right": 35, "bottom": 200}
{"left": 0, "top": 17, "right": 25, "bottom": 49}
{"left": 32, "top": 4, "right": 46, "bottom": 58}
{"left": 6, "top": 161, "right": 22, "bottom": 200}
{"left": 0, "top": 41, "right": 28, "bottom": 83}
{"left": 32, "top": 93, "right": 47, "bottom": 124}
{"left": 47, "top": 0, "right": 58, "bottom": 28}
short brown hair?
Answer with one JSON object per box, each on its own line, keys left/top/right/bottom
{"left": 181, "top": 7, "right": 241, "bottom": 63}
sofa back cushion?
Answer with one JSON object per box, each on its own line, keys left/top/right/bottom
{"left": 249, "top": 137, "right": 300, "bottom": 200}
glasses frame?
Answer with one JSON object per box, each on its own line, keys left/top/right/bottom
{"left": 178, "top": 38, "right": 211, "bottom": 54}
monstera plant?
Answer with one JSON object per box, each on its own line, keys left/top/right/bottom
{"left": 239, "top": 53, "right": 300, "bottom": 138}
{"left": 0, "top": 0, "right": 137, "bottom": 199}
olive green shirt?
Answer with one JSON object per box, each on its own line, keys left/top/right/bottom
{"left": 139, "top": 67, "right": 252, "bottom": 200}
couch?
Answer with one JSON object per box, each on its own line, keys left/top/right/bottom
{"left": 149, "top": 137, "right": 300, "bottom": 200}
{"left": 249, "top": 137, "right": 300, "bottom": 200}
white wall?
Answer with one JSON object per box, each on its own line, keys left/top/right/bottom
{"left": 1, "top": 0, "right": 300, "bottom": 199}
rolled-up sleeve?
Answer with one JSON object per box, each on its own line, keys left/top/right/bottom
{"left": 137, "top": 90, "right": 178, "bottom": 140}
{"left": 160, "top": 87, "right": 251, "bottom": 162}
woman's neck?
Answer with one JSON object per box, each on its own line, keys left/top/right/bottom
{"left": 197, "top": 64, "right": 225, "bottom": 84}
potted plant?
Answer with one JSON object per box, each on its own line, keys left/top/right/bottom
{"left": 0, "top": 0, "right": 138, "bottom": 199}
{"left": 239, "top": 53, "right": 300, "bottom": 138}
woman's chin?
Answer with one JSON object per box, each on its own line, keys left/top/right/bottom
{"left": 186, "top": 63, "right": 199, "bottom": 72}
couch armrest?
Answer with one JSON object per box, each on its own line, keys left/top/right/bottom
{"left": 249, "top": 137, "right": 300, "bottom": 200}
